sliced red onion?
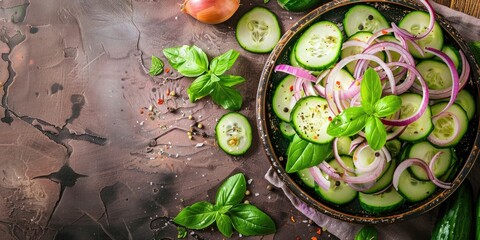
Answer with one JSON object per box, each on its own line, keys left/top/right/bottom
{"left": 342, "top": 155, "right": 386, "bottom": 184}
{"left": 349, "top": 136, "right": 365, "bottom": 154}
{"left": 274, "top": 64, "right": 317, "bottom": 82}
{"left": 293, "top": 77, "right": 304, "bottom": 100}
{"left": 386, "top": 126, "right": 407, "bottom": 140}
{"left": 319, "top": 161, "right": 343, "bottom": 180}
{"left": 381, "top": 62, "right": 430, "bottom": 126}
{"left": 326, "top": 54, "right": 394, "bottom": 114}
{"left": 333, "top": 138, "right": 355, "bottom": 173}
{"left": 392, "top": 155, "right": 452, "bottom": 190}
{"left": 353, "top": 143, "right": 384, "bottom": 174}
{"left": 303, "top": 81, "right": 317, "bottom": 97}
{"left": 425, "top": 47, "right": 460, "bottom": 117}
{"left": 381, "top": 146, "right": 392, "bottom": 163}
{"left": 427, "top": 112, "right": 461, "bottom": 146}
{"left": 312, "top": 69, "right": 330, "bottom": 97}
{"left": 367, "top": 28, "right": 394, "bottom": 45}
{"left": 391, "top": 0, "right": 435, "bottom": 40}
{"left": 309, "top": 166, "right": 331, "bottom": 191}
{"left": 342, "top": 39, "right": 369, "bottom": 49}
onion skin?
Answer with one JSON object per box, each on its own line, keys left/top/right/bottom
{"left": 181, "top": 0, "right": 240, "bottom": 24}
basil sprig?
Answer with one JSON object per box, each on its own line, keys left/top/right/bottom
{"left": 149, "top": 55, "right": 164, "bottom": 76}
{"left": 173, "top": 173, "right": 276, "bottom": 238}
{"left": 327, "top": 68, "right": 402, "bottom": 150}
{"left": 163, "top": 45, "right": 245, "bottom": 111}
{"left": 286, "top": 134, "right": 332, "bottom": 173}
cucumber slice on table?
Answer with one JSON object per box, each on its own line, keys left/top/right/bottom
{"left": 417, "top": 60, "right": 453, "bottom": 90}
{"left": 407, "top": 141, "right": 452, "bottom": 181}
{"left": 235, "top": 7, "right": 281, "bottom": 53}
{"left": 294, "top": 21, "right": 343, "bottom": 71}
{"left": 359, "top": 186, "right": 404, "bottom": 213}
{"left": 395, "top": 93, "right": 433, "bottom": 141}
{"left": 398, "top": 11, "right": 444, "bottom": 59}
{"left": 273, "top": 75, "right": 296, "bottom": 122}
{"left": 343, "top": 4, "right": 390, "bottom": 37}
{"left": 215, "top": 112, "right": 252, "bottom": 156}
{"left": 315, "top": 157, "right": 357, "bottom": 205}
{"left": 291, "top": 96, "right": 335, "bottom": 144}
{"left": 428, "top": 102, "right": 469, "bottom": 147}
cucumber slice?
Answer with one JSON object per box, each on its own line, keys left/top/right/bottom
{"left": 416, "top": 60, "right": 453, "bottom": 90}
{"left": 398, "top": 11, "right": 444, "bottom": 59}
{"left": 359, "top": 187, "right": 404, "bottom": 213}
{"left": 272, "top": 75, "right": 296, "bottom": 122}
{"left": 397, "top": 170, "right": 437, "bottom": 202}
{"left": 435, "top": 45, "right": 461, "bottom": 70}
{"left": 396, "top": 93, "right": 433, "bottom": 141}
{"left": 385, "top": 139, "right": 402, "bottom": 158}
{"left": 297, "top": 167, "right": 315, "bottom": 188}
{"left": 315, "top": 157, "right": 357, "bottom": 205}
{"left": 343, "top": 4, "right": 390, "bottom": 37}
{"left": 294, "top": 21, "right": 343, "bottom": 71}
{"left": 215, "top": 112, "right": 252, "bottom": 156}
{"left": 291, "top": 96, "right": 335, "bottom": 144}
{"left": 235, "top": 7, "right": 281, "bottom": 53}
{"left": 341, "top": 31, "right": 386, "bottom": 74}
{"left": 362, "top": 158, "right": 395, "bottom": 194}
{"left": 454, "top": 89, "right": 476, "bottom": 121}
{"left": 407, "top": 141, "right": 452, "bottom": 181}
{"left": 280, "top": 121, "right": 296, "bottom": 140}
{"left": 336, "top": 136, "right": 352, "bottom": 156}
{"left": 429, "top": 102, "right": 469, "bottom": 147}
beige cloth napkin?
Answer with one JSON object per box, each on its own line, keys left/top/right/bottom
{"left": 265, "top": 2, "right": 480, "bottom": 239}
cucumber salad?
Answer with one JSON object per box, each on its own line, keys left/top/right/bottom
{"left": 271, "top": 0, "right": 474, "bottom": 214}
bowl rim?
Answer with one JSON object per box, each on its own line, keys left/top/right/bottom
{"left": 256, "top": 0, "right": 480, "bottom": 224}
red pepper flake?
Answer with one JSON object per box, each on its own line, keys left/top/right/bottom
{"left": 157, "top": 98, "right": 164, "bottom": 105}
{"left": 289, "top": 85, "right": 294, "bottom": 91}
{"left": 336, "top": 81, "right": 341, "bottom": 86}
{"left": 140, "top": 110, "right": 144, "bottom": 114}
{"left": 355, "top": 81, "right": 360, "bottom": 86}
{"left": 295, "top": 236, "right": 301, "bottom": 240}
{"left": 316, "top": 228, "right": 322, "bottom": 235}
{"left": 165, "top": 68, "right": 170, "bottom": 73}
{"left": 382, "top": 30, "right": 389, "bottom": 35}
{"left": 311, "top": 237, "right": 318, "bottom": 240}
{"left": 328, "top": 116, "right": 332, "bottom": 122}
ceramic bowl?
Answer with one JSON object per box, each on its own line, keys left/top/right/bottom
{"left": 256, "top": 0, "right": 480, "bottom": 224}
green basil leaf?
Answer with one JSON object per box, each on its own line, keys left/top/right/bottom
{"left": 218, "top": 205, "right": 233, "bottom": 214}
{"left": 210, "top": 83, "right": 242, "bottom": 111}
{"left": 229, "top": 204, "right": 276, "bottom": 236}
{"left": 215, "top": 173, "right": 246, "bottom": 207}
{"left": 187, "top": 74, "right": 218, "bottom": 101}
{"left": 354, "top": 225, "right": 378, "bottom": 240}
{"left": 173, "top": 201, "right": 217, "bottom": 230}
{"left": 327, "top": 107, "right": 367, "bottom": 137}
{"left": 210, "top": 49, "right": 239, "bottom": 76}
{"left": 216, "top": 213, "right": 234, "bottom": 238}
{"left": 177, "top": 226, "right": 188, "bottom": 239}
{"left": 218, "top": 75, "right": 246, "bottom": 87}
{"left": 374, "top": 95, "right": 402, "bottom": 118}
{"left": 364, "top": 116, "right": 387, "bottom": 151}
{"left": 286, "top": 134, "right": 332, "bottom": 173}
{"left": 163, "top": 45, "right": 208, "bottom": 77}
{"left": 149, "top": 55, "right": 164, "bottom": 76}
{"left": 361, "top": 68, "right": 382, "bottom": 110}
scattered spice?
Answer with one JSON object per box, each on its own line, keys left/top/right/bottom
{"left": 188, "top": 115, "right": 194, "bottom": 120}
{"left": 170, "top": 91, "right": 176, "bottom": 97}
{"left": 197, "top": 123, "right": 203, "bottom": 129}
{"left": 157, "top": 98, "right": 164, "bottom": 105}
{"left": 165, "top": 67, "right": 170, "bottom": 73}
{"left": 245, "top": 190, "right": 251, "bottom": 196}
{"left": 316, "top": 228, "right": 322, "bottom": 235}
{"left": 244, "top": 200, "right": 250, "bottom": 204}
{"left": 311, "top": 237, "right": 318, "bottom": 240}
{"left": 290, "top": 216, "right": 296, "bottom": 223}
{"left": 266, "top": 184, "right": 273, "bottom": 191}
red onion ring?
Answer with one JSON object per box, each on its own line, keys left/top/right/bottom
{"left": 309, "top": 166, "right": 331, "bottom": 191}
{"left": 275, "top": 64, "right": 317, "bottom": 82}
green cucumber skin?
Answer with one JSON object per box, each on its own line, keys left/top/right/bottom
{"left": 431, "top": 181, "right": 473, "bottom": 240}
{"left": 277, "top": 0, "right": 322, "bottom": 12}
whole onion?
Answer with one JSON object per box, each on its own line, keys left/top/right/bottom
{"left": 181, "top": 0, "right": 240, "bottom": 24}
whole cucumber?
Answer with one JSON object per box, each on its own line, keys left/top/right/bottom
{"left": 431, "top": 180, "right": 473, "bottom": 240}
